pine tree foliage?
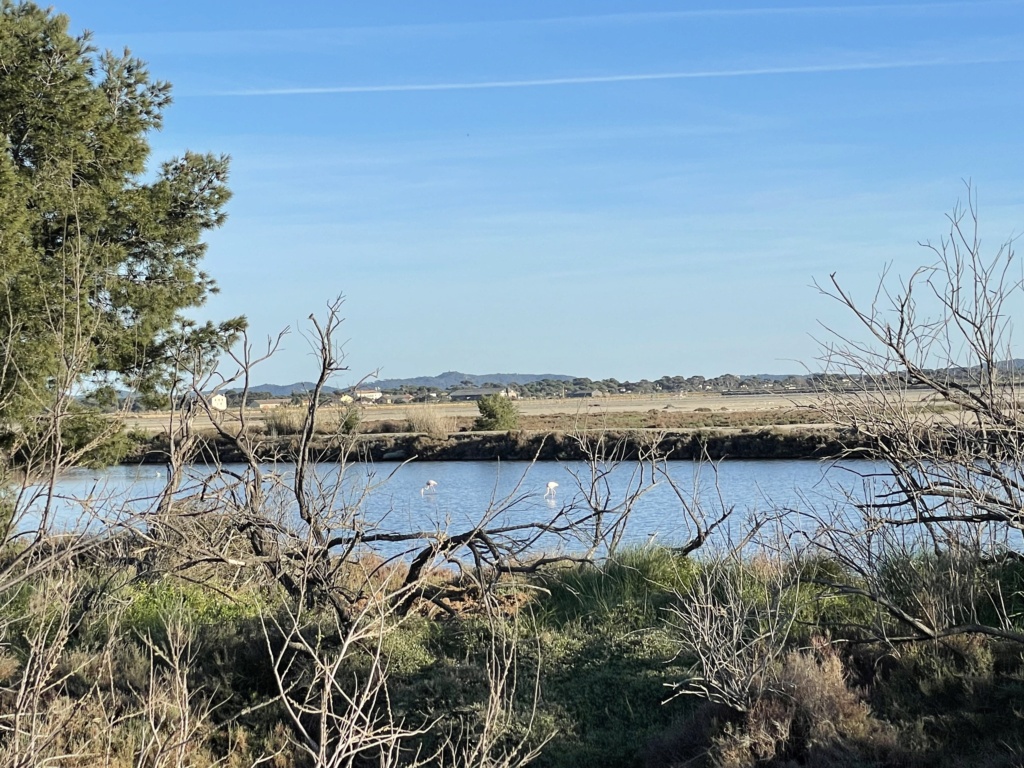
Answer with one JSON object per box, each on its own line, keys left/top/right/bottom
{"left": 0, "top": 1, "right": 244, "bottom": 421}
{"left": 474, "top": 394, "right": 520, "bottom": 431}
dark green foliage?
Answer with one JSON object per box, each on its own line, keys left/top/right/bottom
{"left": 56, "top": 404, "right": 132, "bottom": 467}
{"left": 0, "top": 1, "right": 244, "bottom": 424}
{"left": 536, "top": 624, "right": 690, "bottom": 768}
{"left": 338, "top": 405, "right": 361, "bottom": 434}
{"left": 8, "top": 401, "right": 136, "bottom": 468}
{"left": 848, "top": 638, "right": 1024, "bottom": 767}
{"left": 474, "top": 394, "right": 520, "bottom": 430}
{"left": 787, "top": 555, "right": 879, "bottom": 644}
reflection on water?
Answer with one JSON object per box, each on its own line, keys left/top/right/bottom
{"left": 26, "top": 459, "right": 886, "bottom": 552}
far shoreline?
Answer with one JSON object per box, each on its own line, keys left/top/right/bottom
{"left": 127, "top": 427, "right": 861, "bottom": 465}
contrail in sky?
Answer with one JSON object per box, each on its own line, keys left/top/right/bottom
{"left": 213, "top": 56, "right": 1015, "bottom": 97}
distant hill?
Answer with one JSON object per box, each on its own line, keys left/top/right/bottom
{"left": 191, "top": 361, "right": 1024, "bottom": 400}
{"left": 995, "top": 359, "right": 1024, "bottom": 372}
{"left": 237, "top": 372, "right": 575, "bottom": 396}
{"left": 372, "top": 371, "right": 574, "bottom": 391}
{"left": 242, "top": 382, "right": 339, "bottom": 397}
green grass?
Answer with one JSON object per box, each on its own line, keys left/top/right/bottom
{"left": 120, "top": 577, "right": 266, "bottom": 638}
{"left": 0, "top": 539, "right": 1023, "bottom": 766}
{"left": 536, "top": 546, "right": 696, "bottom": 628}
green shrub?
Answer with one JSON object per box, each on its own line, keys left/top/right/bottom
{"left": 786, "top": 555, "right": 878, "bottom": 642}
{"left": 535, "top": 621, "right": 687, "bottom": 768}
{"left": 381, "top": 617, "right": 438, "bottom": 676}
{"left": 871, "top": 546, "right": 1024, "bottom": 637}
{"left": 538, "top": 546, "right": 694, "bottom": 628}
{"left": 121, "top": 578, "right": 263, "bottom": 640}
{"left": 474, "top": 394, "right": 520, "bottom": 431}
{"left": 67, "top": 408, "right": 131, "bottom": 466}
{"left": 335, "top": 406, "right": 361, "bottom": 435}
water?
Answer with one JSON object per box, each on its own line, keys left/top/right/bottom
{"left": 24, "top": 459, "right": 882, "bottom": 554}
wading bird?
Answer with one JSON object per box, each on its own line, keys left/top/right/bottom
{"left": 545, "top": 481, "right": 559, "bottom": 499}
{"left": 421, "top": 480, "right": 438, "bottom": 496}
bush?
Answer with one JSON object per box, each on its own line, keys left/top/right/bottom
{"left": 706, "top": 640, "right": 887, "bottom": 768}
{"left": 262, "top": 407, "right": 304, "bottom": 435}
{"left": 121, "top": 578, "right": 264, "bottom": 639}
{"left": 407, "top": 405, "right": 456, "bottom": 438}
{"left": 264, "top": 405, "right": 359, "bottom": 436}
{"left": 538, "top": 546, "right": 694, "bottom": 627}
{"left": 474, "top": 394, "right": 520, "bottom": 431}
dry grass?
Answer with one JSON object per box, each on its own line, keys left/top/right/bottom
{"left": 262, "top": 407, "right": 306, "bottom": 435}
{"left": 263, "top": 406, "right": 359, "bottom": 436}
{"left": 405, "top": 405, "right": 458, "bottom": 438}
{"left": 707, "top": 639, "right": 889, "bottom": 768}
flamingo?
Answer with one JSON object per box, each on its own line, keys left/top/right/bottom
{"left": 544, "top": 481, "right": 559, "bottom": 499}
{"left": 421, "top": 480, "right": 438, "bottom": 496}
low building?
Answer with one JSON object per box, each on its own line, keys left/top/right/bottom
{"left": 448, "top": 386, "right": 518, "bottom": 402}
{"left": 255, "top": 398, "right": 291, "bottom": 410}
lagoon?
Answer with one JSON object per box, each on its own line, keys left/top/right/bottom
{"left": 36, "top": 459, "right": 883, "bottom": 550}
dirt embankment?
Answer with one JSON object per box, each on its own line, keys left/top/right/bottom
{"left": 131, "top": 426, "right": 859, "bottom": 465}
{"left": 122, "top": 391, "right": 891, "bottom": 464}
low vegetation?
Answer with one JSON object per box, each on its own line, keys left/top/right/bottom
{"left": 405, "top": 404, "right": 458, "bottom": 438}
{"left": 263, "top": 404, "right": 360, "bottom": 436}
{"left": 2, "top": 541, "right": 1023, "bottom": 767}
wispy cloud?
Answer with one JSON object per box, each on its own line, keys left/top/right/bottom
{"left": 210, "top": 56, "right": 1017, "bottom": 97}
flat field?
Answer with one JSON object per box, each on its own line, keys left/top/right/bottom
{"left": 121, "top": 389, "right": 941, "bottom": 435}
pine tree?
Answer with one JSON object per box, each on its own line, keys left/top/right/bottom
{"left": 474, "top": 394, "right": 520, "bottom": 430}
{"left": 0, "top": 1, "right": 244, "bottom": 424}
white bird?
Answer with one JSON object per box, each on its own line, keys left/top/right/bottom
{"left": 421, "top": 480, "right": 438, "bottom": 496}
{"left": 544, "top": 481, "right": 559, "bottom": 499}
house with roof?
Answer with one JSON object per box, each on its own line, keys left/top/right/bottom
{"left": 448, "top": 386, "right": 519, "bottom": 402}
{"left": 255, "top": 397, "right": 291, "bottom": 410}
{"left": 354, "top": 389, "right": 383, "bottom": 403}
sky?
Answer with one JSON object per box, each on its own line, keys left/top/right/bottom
{"left": 53, "top": 0, "right": 1024, "bottom": 385}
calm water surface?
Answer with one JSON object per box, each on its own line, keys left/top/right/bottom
{"left": 37, "top": 459, "right": 885, "bottom": 549}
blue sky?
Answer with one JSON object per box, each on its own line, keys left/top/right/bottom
{"left": 55, "top": 1, "right": 1024, "bottom": 384}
